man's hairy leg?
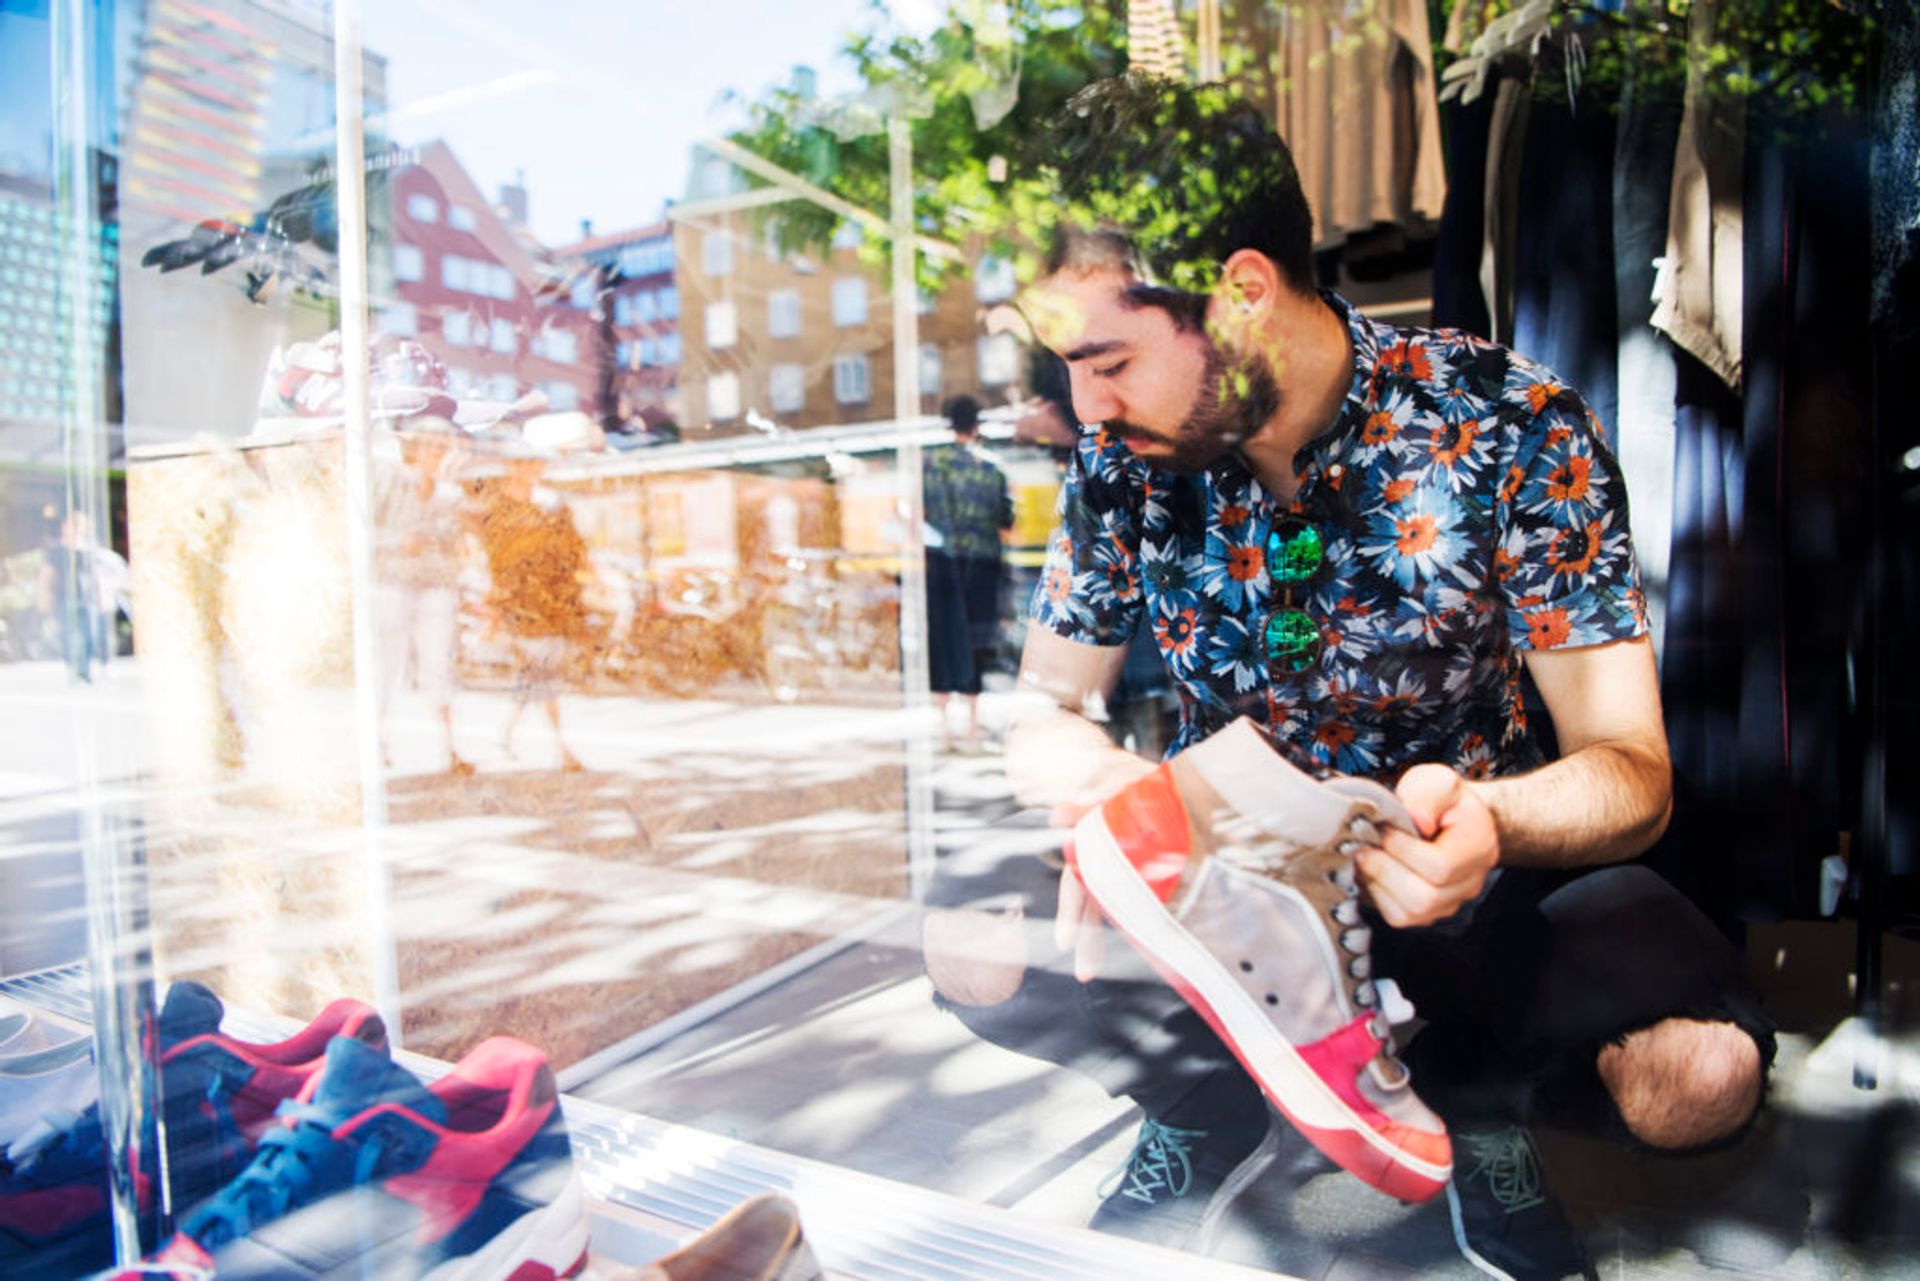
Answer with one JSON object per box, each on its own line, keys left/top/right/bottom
{"left": 1596, "top": 1017, "right": 1762, "bottom": 1150}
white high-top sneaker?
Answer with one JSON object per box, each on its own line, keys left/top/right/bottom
{"left": 1070, "top": 717, "right": 1452, "bottom": 1203}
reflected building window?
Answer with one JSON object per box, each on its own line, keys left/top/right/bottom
{"left": 917, "top": 286, "right": 937, "bottom": 316}
{"left": 702, "top": 232, "right": 733, "bottom": 276}
{"left": 380, "top": 302, "right": 417, "bottom": 338}
{"left": 769, "top": 362, "right": 804, "bottom": 413}
{"left": 393, "top": 244, "right": 425, "bottom": 282}
{"left": 978, "top": 332, "right": 1018, "bottom": 387}
{"left": 442, "top": 255, "right": 469, "bottom": 291}
{"left": 768, "top": 289, "right": 801, "bottom": 339}
{"left": 488, "top": 373, "right": 518, "bottom": 401}
{"left": 708, "top": 371, "right": 741, "bottom": 420}
{"left": 833, "top": 354, "right": 869, "bottom": 405}
{"left": 659, "top": 285, "right": 680, "bottom": 318}
{"left": 543, "top": 381, "right": 580, "bottom": 411}
{"left": 705, "top": 301, "right": 738, "bottom": 349}
{"left": 918, "top": 343, "right": 941, "bottom": 398}
{"left": 570, "top": 276, "right": 595, "bottom": 310}
{"left": 831, "top": 277, "right": 866, "bottom": 327}
{"left": 448, "top": 204, "right": 477, "bottom": 232}
{"left": 659, "top": 333, "right": 682, "bottom": 364}
{"left": 975, "top": 254, "right": 1016, "bottom": 303}
{"left": 443, "top": 310, "right": 472, "bottom": 347}
{"left": 406, "top": 193, "right": 439, "bottom": 223}
{"left": 490, "top": 317, "right": 516, "bottom": 355}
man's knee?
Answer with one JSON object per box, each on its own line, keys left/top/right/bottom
{"left": 1597, "top": 1017, "right": 1763, "bottom": 1150}
{"left": 923, "top": 905, "right": 1030, "bottom": 1006}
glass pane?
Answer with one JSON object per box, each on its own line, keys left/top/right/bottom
{"left": 9, "top": 0, "right": 1903, "bottom": 1278}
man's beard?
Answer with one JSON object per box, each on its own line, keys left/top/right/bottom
{"left": 1110, "top": 337, "right": 1279, "bottom": 473}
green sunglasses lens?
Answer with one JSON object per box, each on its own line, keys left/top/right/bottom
{"left": 1264, "top": 608, "right": 1321, "bottom": 672}
{"left": 1265, "top": 517, "right": 1324, "bottom": 584}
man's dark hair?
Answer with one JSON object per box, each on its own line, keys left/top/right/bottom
{"left": 943, "top": 394, "right": 982, "bottom": 436}
{"left": 1041, "top": 74, "right": 1316, "bottom": 296}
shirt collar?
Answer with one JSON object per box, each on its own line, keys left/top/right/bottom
{"left": 1302, "top": 290, "right": 1394, "bottom": 461}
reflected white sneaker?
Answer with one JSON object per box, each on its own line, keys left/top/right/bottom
{"left": 1069, "top": 717, "right": 1452, "bottom": 1202}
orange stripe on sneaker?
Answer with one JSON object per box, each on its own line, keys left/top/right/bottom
{"left": 1087, "top": 765, "right": 1192, "bottom": 903}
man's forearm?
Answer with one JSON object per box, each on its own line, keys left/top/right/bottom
{"left": 1003, "top": 701, "right": 1156, "bottom": 814}
{"left": 1472, "top": 740, "right": 1673, "bottom": 868}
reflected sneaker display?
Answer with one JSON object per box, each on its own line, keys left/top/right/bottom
{"left": 1446, "top": 1126, "right": 1596, "bottom": 1281}
{"left": 1087, "top": 1112, "right": 1280, "bottom": 1251}
{"left": 1068, "top": 716, "right": 1451, "bottom": 1203}
{"left": 0, "top": 982, "right": 385, "bottom": 1281}
{"left": 130, "top": 1033, "right": 588, "bottom": 1281}
{"left": 625, "top": 1191, "right": 822, "bottom": 1281}
{"left": 0, "top": 1028, "right": 96, "bottom": 1155}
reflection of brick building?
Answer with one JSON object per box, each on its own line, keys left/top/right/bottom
{"left": 383, "top": 142, "right": 592, "bottom": 412}
{"left": 552, "top": 222, "right": 680, "bottom": 431}
{"left": 674, "top": 147, "right": 1024, "bottom": 436}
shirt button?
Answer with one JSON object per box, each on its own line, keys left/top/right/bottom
{"left": 1327, "top": 464, "right": 1344, "bottom": 480}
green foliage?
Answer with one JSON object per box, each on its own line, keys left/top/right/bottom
{"left": 727, "top": 0, "right": 1121, "bottom": 291}
{"left": 726, "top": 0, "right": 1874, "bottom": 292}
{"left": 1454, "top": 0, "right": 1873, "bottom": 121}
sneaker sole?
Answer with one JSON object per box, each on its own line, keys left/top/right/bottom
{"left": 420, "top": 1169, "right": 590, "bottom": 1281}
{"left": 1076, "top": 814, "right": 1450, "bottom": 1203}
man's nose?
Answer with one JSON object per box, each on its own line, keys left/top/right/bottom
{"left": 1069, "top": 368, "right": 1119, "bottom": 427}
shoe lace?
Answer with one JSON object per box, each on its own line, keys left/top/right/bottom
{"left": 184, "top": 1100, "right": 386, "bottom": 1249}
{"left": 1327, "top": 814, "right": 1396, "bottom": 1044}
{"left": 1098, "top": 1119, "right": 1200, "bottom": 1204}
{"left": 1461, "top": 1127, "right": 1547, "bottom": 1213}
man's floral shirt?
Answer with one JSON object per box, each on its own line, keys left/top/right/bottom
{"left": 1031, "top": 294, "right": 1649, "bottom": 780}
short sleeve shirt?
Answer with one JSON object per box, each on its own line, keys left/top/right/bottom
{"left": 1030, "top": 293, "right": 1649, "bottom": 780}
{"left": 924, "top": 443, "right": 1010, "bottom": 560}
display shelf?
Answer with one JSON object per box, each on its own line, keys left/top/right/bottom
{"left": 0, "top": 964, "right": 1286, "bottom": 1280}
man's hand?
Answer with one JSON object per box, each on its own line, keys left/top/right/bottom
{"left": 1355, "top": 763, "right": 1500, "bottom": 928}
{"left": 1045, "top": 758, "right": 1156, "bottom": 983}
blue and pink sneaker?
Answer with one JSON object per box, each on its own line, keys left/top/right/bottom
{"left": 0, "top": 982, "right": 386, "bottom": 1280}
{"left": 1068, "top": 717, "right": 1452, "bottom": 1203}
{"left": 131, "top": 1032, "right": 588, "bottom": 1280}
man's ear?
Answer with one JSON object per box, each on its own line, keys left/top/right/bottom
{"left": 1209, "top": 250, "right": 1282, "bottom": 347}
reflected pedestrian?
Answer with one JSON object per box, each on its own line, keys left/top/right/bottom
{"left": 924, "top": 394, "right": 1012, "bottom": 752}
{"left": 375, "top": 422, "right": 473, "bottom": 776}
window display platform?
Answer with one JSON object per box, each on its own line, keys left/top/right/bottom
{"left": 0, "top": 963, "right": 1283, "bottom": 1280}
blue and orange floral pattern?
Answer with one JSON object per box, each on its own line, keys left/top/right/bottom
{"left": 1031, "top": 294, "right": 1649, "bottom": 780}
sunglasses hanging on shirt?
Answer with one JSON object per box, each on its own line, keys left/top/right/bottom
{"left": 1264, "top": 512, "right": 1325, "bottom": 674}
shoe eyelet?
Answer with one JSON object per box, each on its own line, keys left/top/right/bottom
{"left": 1264, "top": 993, "right": 1279, "bottom": 1006}
{"left": 1239, "top": 959, "right": 1253, "bottom": 973}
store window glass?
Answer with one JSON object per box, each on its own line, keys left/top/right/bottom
{"left": 6, "top": 1, "right": 1914, "bottom": 1279}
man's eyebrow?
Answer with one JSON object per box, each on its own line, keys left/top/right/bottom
{"left": 1062, "top": 339, "right": 1129, "bottom": 363}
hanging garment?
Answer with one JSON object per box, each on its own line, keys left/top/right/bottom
{"left": 1869, "top": 0, "right": 1919, "bottom": 335}
{"left": 1429, "top": 72, "right": 1498, "bottom": 338}
{"left": 1655, "top": 106, "right": 1875, "bottom": 929}
{"left": 1511, "top": 96, "right": 1620, "bottom": 452}
{"left": 1650, "top": 0, "right": 1746, "bottom": 390}
{"left": 1271, "top": 0, "right": 1449, "bottom": 249}
{"left": 1127, "top": 0, "right": 1187, "bottom": 80}
{"left": 1611, "top": 78, "right": 1684, "bottom": 657}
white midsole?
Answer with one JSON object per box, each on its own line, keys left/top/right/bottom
{"left": 1075, "top": 817, "right": 1450, "bottom": 1185}
{"left": 419, "top": 1168, "right": 590, "bottom": 1281}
